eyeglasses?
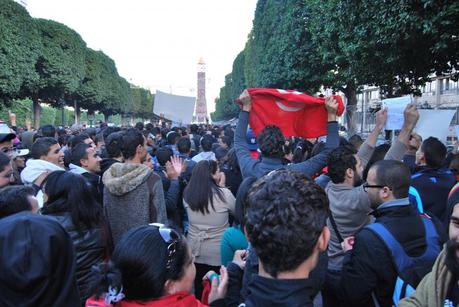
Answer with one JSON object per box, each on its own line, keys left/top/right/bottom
{"left": 149, "top": 223, "right": 180, "bottom": 270}
{"left": 362, "top": 183, "right": 385, "bottom": 192}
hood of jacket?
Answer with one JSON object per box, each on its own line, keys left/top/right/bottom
{"left": 102, "top": 162, "right": 152, "bottom": 196}
{"left": 20, "top": 159, "right": 64, "bottom": 184}
{"left": 0, "top": 212, "right": 80, "bottom": 307}
{"left": 245, "top": 275, "right": 315, "bottom": 307}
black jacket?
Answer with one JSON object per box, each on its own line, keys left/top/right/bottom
{"left": 410, "top": 167, "right": 456, "bottom": 223}
{"left": 43, "top": 211, "right": 108, "bottom": 304}
{"left": 155, "top": 168, "right": 182, "bottom": 230}
{"left": 340, "top": 200, "right": 446, "bottom": 307}
{"left": 227, "top": 262, "right": 317, "bottom": 307}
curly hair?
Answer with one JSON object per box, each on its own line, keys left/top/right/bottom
{"left": 256, "top": 125, "right": 285, "bottom": 158}
{"left": 245, "top": 170, "right": 329, "bottom": 278}
{"left": 327, "top": 145, "right": 357, "bottom": 184}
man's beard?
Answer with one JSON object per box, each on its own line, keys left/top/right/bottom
{"left": 353, "top": 172, "right": 363, "bottom": 187}
{"left": 445, "top": 239, "right": 459, "bottom": 276}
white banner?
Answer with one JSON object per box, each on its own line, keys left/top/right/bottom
{"left": 415, "top": 109, "right": 456, "bottom": 143}
{"left": 153, "top": 90, "right": 196, "bottom": 125}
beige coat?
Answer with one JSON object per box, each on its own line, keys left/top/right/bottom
{"left": 185, "top": 187, "right": 235, "bottom": 266}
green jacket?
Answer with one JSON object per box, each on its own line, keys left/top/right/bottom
{"left": 399, "top": 247, "right": 455, "bottom": 307}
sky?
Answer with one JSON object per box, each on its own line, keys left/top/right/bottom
{"left": 25, "top": 0, "right": 257, "bottom": 114}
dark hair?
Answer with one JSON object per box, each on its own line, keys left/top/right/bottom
{"left": 200, "top": 135, "right": 214, "bottom": 152}
{"left": 190, "top": 124, "right": 198, "bottom": 133}
{"left": 166, "top": 132, "right": 179, "bottom": 145}
{"left": 105, "top": 132, "right": 124, "bottom": 159}
{"left": 257, "top": 125, "right": 285, "bottom": 158}
{"left": 145, "top": 123, "right": 154, "bottom": 132}
{"left": 292, "top": 140, "right": 314, "bottom": 163}
{"left": 31, "top": 137, "right": 58, "bottom": 159}
{"left": 40, "top": 125, "right": 56, "bottom": 138}
{"left": 183, "top": 160, "right": 224, "bottom": 214}
{"left": 69, "top": 133, "right": 90, "bottom": 149}
{"left": 70, "top": 143, "right": 91, "bottom": 167}
{"left": 362, "top": 144, "right": 391, "bottom": 181}
{"left": 348, "top": 134, "right": 364, "bottom": 150}
{"left": 220, "top": 135, "right": 232, "bottom": 148}
{"left": 58, "top": 134, "right": 70, "bottom": 147}
{"left": 421, "top": 137, "right": 447, "bottom": 168}
{"left": 135, "top": 122, "right": 144, "bottom": 131}
{"left": 245, "top": 170, "right": 329, "bottom": 278}
{"left": 0, "top": 186, "right": 34, "bottom": 218}
{"left": 41, "top": 171, "right": 102, "bottom": 232}
{"left": 370, "top": 160, "right": 411, "bottom": 198}
{"left": 177, "top": 137, "right": 191, "bottom": 154}
{"left": 0, "top": 152, "right": 10, "bottom": 172}
{"left": 156, "top": 147, "right": 173, "bottom": 167}
{"left": 327, "top": 146, "right": 358, "bottom": 184}
{"left": 120, "top": 128, "right": 144, "bottom": 160}
{"left": 90, "top": 225, "right": 190, "bottom": 301}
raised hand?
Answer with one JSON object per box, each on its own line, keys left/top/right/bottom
{"left": 325, "top": 96, "right": 339, "bottom": 121}
{"left": 375, "top": 107, "right": 388, "bottom": 130}
{"left": 207, "top": 266, "right": 229, "bottom": 304}
{"left": 238, "top": 89, "right": 252, "bottom": 112}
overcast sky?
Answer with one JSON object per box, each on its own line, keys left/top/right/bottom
{"left": 26, "top": 0, "right": 257, "bottom": 113}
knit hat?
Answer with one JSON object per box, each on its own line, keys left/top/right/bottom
{"left": 446, "top": 182, "right": 459, "bottom": 224}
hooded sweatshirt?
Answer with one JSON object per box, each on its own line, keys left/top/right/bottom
{"left": 103, "top": 163, "right": 166, "bottom": 245}
{"left": 0, "top": 212, "right": 80, "bottom": 307}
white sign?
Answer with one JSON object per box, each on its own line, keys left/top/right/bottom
{"left": 415, "top": 110, "right": 456, "bottom": 143}
{"left": 383, "top": 96, "right": 411, "bottom": 130}
{"left": 153, "top": 91, "right": 196, "bottom": 125}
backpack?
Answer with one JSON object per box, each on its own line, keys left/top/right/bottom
{"left": 366, "top": 216, "right": 441, "bottom": 306}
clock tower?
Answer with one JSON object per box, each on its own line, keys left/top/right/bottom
{"left": 195, "top": 58, "right": 208, "bottom": 123}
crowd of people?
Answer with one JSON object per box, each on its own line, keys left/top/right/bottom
{"left": 0, "top": 91, "right": 458, "bottom": 307}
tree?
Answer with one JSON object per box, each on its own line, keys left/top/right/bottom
{"left": 0, "top": 0, "right": 41, "bottom": 105}
{"left": 308, "top": 0, "right": 459, "bottom": 134}
{"left": 30, "top": 18, "right": 86, "bottom": 127}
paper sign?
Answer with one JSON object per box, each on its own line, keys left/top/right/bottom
{"left": 383, "top": 96, "right": 411, "bottom": 130}
{"left": 415, "top": 110, "right": 456, "bottom": 143}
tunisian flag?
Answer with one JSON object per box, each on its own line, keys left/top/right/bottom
{"left": 239, "top": 88, "right": 345, "bottom": 138}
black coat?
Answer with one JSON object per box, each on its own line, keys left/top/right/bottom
{"left": 340, "top": 201, "right": 446, "bottom": 307}
{"left": 44, "top": 212, "right": 107, "bottom": 304}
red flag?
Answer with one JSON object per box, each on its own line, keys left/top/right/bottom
{"left": 239, "top": 88, "right": 344, "bottom": 138}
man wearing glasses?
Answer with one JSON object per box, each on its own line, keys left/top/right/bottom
{"left": 340, "top": 160, "right": 445, "bottom": 306}
{"left": 0, "top": 123, "right": 16, "bottom": 159}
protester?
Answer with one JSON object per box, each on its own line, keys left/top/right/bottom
{"left": 399, "top": 184, "right": 459, "bottom": 306}
{"left": 177, "top": 136, "right": 197, "bottom": 182}
{"left": 41, "top": 171, "right": 109, "bottom": 304}
{"left": 192, "top": 135, "right": 217, "bottom": 163}
{"left": 410, "top": 137, "right": 456, "bottom": 222}
{"left": 226, "top": 169, "right": 330, "bottom": 306}
{"left": 340, "top": 160, "right": 444, "bottom": 306}
{"left": 21, "top": 137, "right": 64, "bottom": 207}
{"left": 0, "top": 185, "right": 38, "bottom": 218}
{"left": 86, "top": 224, "right": 228, "bottom": 307}
{"left": 103, "top": 128, "right": 167, "bottom": 245}
{"left": 69, "top": 143, "right": 104, "bottom": 204}
{"left": 0, "top": 151, "right": 14, "bottom": 188}
{"left": 100, "top": 131, "right": 124, "bottom": 175}
{"left": 0, "top": 212, "right": 80, "bottom": 306}
{"left": 403, "top": 133, "right": 422, "bottom": 171}
{"left": 219, "top": 148, "right": 243, "bottom": 197}
{"left": 323, "top": 104, "right": 418, "bottom": 307}
{"left": 0, "top": 122, "right": 16, "bottom": 159}
{"left": 234, "top": 90, "right": 340, "bottom": 179}
{"left": 183, "top": 160, "right": 235, "bottom": 299}
{"left": 11, "top": 147, "right": 28, "bottom": 185}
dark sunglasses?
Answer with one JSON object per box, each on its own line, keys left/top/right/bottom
{"left": 149, "top": 223, "right": 180, "bottom": 269}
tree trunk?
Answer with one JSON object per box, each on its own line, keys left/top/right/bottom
{"left": 32, "top": 97, "right": 41, "bottom": 129}
{"left": 343, "top": 84, "right": 358, "bottom": 136}
{"left": 103, "top": 113, "right": 109, "bottom": 123}
{"left": 74, "top": 101, "right": 81, "bottom": 124}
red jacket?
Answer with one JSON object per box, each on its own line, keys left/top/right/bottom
{"left": 86, "top": 292, "right": 208, "bottom": 307}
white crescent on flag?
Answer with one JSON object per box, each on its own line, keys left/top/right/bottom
{"left": 275, "top": 100, "right": 306, "bottom": 112}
